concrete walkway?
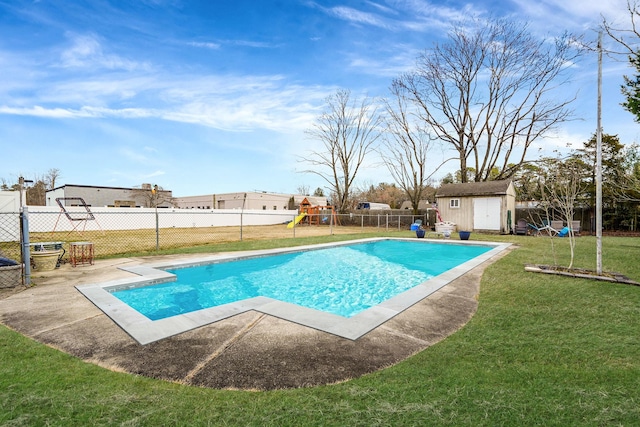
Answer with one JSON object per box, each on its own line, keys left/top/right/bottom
{"left": 0, "top": 250, "right": 506, "bottom": 391}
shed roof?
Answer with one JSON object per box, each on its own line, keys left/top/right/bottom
{"left": 436, "top": 180, "right": 512, "bottom": 198}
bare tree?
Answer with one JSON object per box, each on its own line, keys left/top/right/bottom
{"left": 538, "top": 156, "right": 590, "bottom": 269}
{"left": 351, "top": 181, "right": 406, "bottom": 209}
{"left": 381, "top": 84, "right": 454, "bottom": 213}
{"left": 296, "top": 185, "right": 310, "bottom": 196}
{"left": 394, "top": 18, "right": 582, "bottom": 183}
{"left": 602, "top": 2, "right": 640, "bottom": 121}
{"left": 602, "top": 1, "right": 640, "bottom": 55}
{"left": 302, "top": 89, "right": 382, "bottom": 213}
{"left": 46, "top": 168, "right": 61, "bottom": 190}
{"left": 26, "top": 176, "right": 47, "bottom": 206}
{"left": 130, "top": 185, "right": 175, "bottom": 208}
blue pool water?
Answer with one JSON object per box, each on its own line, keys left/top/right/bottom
{"left": 111, "top": 240, "right": 492, "bottom": 320}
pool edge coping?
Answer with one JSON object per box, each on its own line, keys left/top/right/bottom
{"left": 76, "top": 237, "right": 511, "bottom": 344}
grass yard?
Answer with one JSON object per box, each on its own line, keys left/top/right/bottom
{"left": 1, "top": 233, "right": 639, "bottom": 426}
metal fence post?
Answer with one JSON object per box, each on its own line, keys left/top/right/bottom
{"left": 155, "top": 206, "right": 159, "bottom": 251}
{"left": 292, "top": 214, "right": 296, "bottom": 238}
{"left": 20, "top": 207, "right": 31, "bottom": 286}
{"left": 240, "top": 193, "right": 246, "bottom": 241}
{"left": 329, "top": 211, "right": 334, "bottom": 235}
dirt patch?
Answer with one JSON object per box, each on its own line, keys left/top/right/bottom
{"left": 524, "top": 264, "right": 640, "bottom": 286}
{"left": 602, "top": 231, "right": 640, "bottom": 237}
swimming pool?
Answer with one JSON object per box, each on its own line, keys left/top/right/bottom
{"left": 76, "top": 238, "right": 511, "bottom": 344}
{"left": 111, "top": 240, "right": 492, "bottom": 320}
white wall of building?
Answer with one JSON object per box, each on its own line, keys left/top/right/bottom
{"left": 46, "top": 185, "right": 173, "bottom": 208}
{"left": 26, "top": 205, "right": 298, "bottom": 232}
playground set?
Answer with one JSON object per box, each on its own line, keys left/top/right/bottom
{"left": 287, "top": 197, "right": 338, "bottom": 228}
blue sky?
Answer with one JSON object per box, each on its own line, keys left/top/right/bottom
{"left": 1, "top": 0, "right": 638, "bottom": 197}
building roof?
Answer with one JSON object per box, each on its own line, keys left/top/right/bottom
{"left": 48, "top": 183, "right": 154, "bottom": 192}
{"left": 436, "top": 180, "right": 512, "bottom": 198}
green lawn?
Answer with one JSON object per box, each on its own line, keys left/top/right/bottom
{"left": 1, "top": 234, "right": 639, "bottom": 426}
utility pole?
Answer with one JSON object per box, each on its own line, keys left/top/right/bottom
{"left": 596, "top": 31, "right": 603, "bottom": 274}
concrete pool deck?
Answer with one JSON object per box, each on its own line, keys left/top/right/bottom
{"left": 0, "top": 240, "right": 511, "bottom": 390}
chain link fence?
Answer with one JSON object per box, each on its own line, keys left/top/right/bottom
{"left": 515, "top": 207, "right": 593, "bottom": 234}
{"left": 5, "top": 200, "right": 635, "bottom": 289}
{"left": 1, "top": 207, "right": 431, "bottom": 287}
{"left": 0, "top": 211, "right": 23, "bottom": 288}
{"left": 25, "top": 208, "right": 428, "bottom": 257}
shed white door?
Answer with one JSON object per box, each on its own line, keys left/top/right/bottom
{"left": 473, "top": 197, "right": 501, "bottom": 230}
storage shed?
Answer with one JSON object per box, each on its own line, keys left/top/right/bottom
{"left": 435, "top": 180, "right": 516, "bottom": 233}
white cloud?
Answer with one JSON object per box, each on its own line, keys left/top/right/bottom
{"left": 328, "top": 6, "right": 389, "bottom": 28}
{"left": 0, "top": 70, "right": 328, "bottom": 133}
{"left": 59, "top": 33, "right": 151, "bottom": 71}
{"left": 346, "top": 43, "right": 421, "bottom": 77}
{"left": 119, "top": 147, "right": 154, "bottom": 163}
{"left": 188, "top": 41, "right": 221, "bottom": 49}
{"left": 0, "top": 105, "right": 88, "bottom": 118}
{"left": 311, "top": 0, "right": 481, "bottom": 33}
{"left": 230, "top": 40, "right": 281, "bottom": 48}
{"left": 189, "top": 39, "right": 279, "bottom": 50}
{"left": 366, "top": 1, "right": 399, "bottom": 16}
{"left": 509, "top": 0, "right": 631, "bottom": 35}
{"left": 144, "top": 170, "right": 166, "bottom": 178}
{"left": 0, "top": 105, "right": 155, "bottom": 119}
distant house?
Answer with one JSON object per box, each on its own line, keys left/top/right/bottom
{"left": 173, "top": 192, "right": 327, "bottom": 211}
{"left": 435, "top": 180, "right": 516, "bottom": 233}
{"left": 46, "top": 184, "right": 173, "bottom": 208}
{"left": 399, "top": 200, "right": 431, "bottom": 210}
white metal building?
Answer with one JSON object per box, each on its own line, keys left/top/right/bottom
{"left": 173, "top": 192, "right": 327, "bottom": 211}
{"left": 46, "top": 184, "right": 173, "bottom": 208}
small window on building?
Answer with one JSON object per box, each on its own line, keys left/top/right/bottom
{"left": 262, "top": 205, "right": 267, "bottom": 210}
{"left": 273, "top": 206, "right": 277, "bottom": 210}
{"left": 450, "top": 199, "right": 460, "bottom": 209}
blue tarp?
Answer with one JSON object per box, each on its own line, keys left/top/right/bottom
{"left": 0, "top": 257, "right": 18, "bottom": 267}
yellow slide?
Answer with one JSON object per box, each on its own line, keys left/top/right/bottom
{"left": 287, "top": 213, "right": 307, "bottom": 228}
